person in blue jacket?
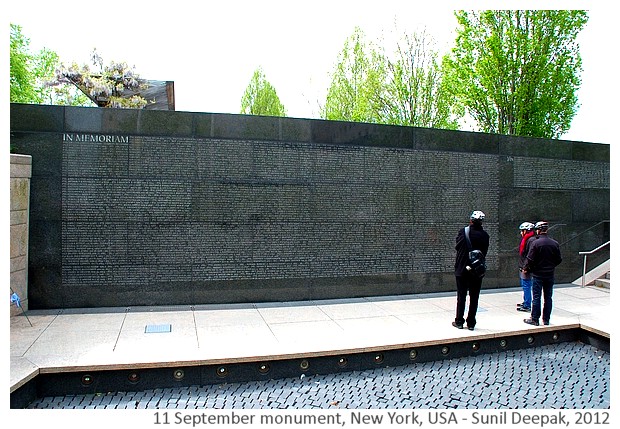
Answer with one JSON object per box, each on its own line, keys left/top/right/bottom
{"left": 523, "top": 221, "right": 562, "bottom": 326}
{"left": 452, "top": 210, "right": 490, "bottom": 331}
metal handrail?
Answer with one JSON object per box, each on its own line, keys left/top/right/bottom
{"left": 500, "top": 220, "right": 609, "bottom": 253}
{"left": 560, "top": 220, "right": 610, "bottom": 247}
{"left": 578, "top": 241, "right": 610, "bottom": 288}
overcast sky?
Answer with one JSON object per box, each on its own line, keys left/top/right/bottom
{"left": 6, "top": 0, "right": 619, "bottom": 144}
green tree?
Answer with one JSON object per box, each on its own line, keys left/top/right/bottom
{"left": 10, "top": 23, "right": 62, "bottom": 104}
{"left": 321, "top": 27, "right": 385, "bottom": 123}
{"left": 240, "top": 67, "right": 286, "bottom": 116}
{"left": 382, "top": 29, "right": 461, "bottom": 129}
{"left": 322, "top": 26, "right": 460, "bottom": 129}
{"left": 10, "top": 25, "right": 136, "bottom": 107}
{"left": 443, "top": 10, "right": 588, "bottom": 138}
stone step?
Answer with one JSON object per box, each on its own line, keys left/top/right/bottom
{"left": 595, "top": 277, "right": 610, "bottom": 289}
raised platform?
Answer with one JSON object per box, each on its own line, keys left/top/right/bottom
{"left": 10, "top": 284, "right": 610, "bottom": 408}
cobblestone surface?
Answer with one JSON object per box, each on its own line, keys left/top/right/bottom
{"left": 27, "top": 342, "right": 609, "bottom": 409}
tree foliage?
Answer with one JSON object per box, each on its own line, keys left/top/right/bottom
{"left": 10, "top": 25, "right": 144, "bottom": 108}
{"left": 48, "top": 49, "right": 150, "bottom": 108}
{"left": 10, "top": 23, "right": 65, "bottom": 104}
{"left": 240, "top": 67, "right": 286, "bottom": 117}
{"left": 321, "top": 27, "right": 385, "bottom": 123}
{"left": 443, "top": 10, "right": 588, "bottom": 138}
{"left": 382, "top": 29, "right": 460, "bottom": 129}
{"left": 322, "top": 26, "right": 460, "bottom": 129}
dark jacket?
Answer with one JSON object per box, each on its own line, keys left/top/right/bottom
{"left": 454, "top": 223, "right": 490, "bottom": 276}
{"left": 525, "top": 234, "right": 562, "bottom": 278}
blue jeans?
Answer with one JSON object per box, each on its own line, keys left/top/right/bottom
{"left": 531, "top": 276, "right": 554, "bottom": 323}
{"left": 520, "top": 277, "right": 532, "bottom": 308}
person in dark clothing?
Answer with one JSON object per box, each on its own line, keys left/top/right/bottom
{"left": 452, "top": 210, "right": 490, "bottom": 331}
{"left": 523, "top": 221, "right": 562, "bottom": 326}
{"left": 517, "top": 222, "right": 536, "bottom": 312}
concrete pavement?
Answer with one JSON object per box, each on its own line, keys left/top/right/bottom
{"left": 11, "top": 283, "right": 610, "bottom": 404}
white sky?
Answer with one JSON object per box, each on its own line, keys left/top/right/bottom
{"left": 6, "top": 1, "right": 618, "bottom": 144}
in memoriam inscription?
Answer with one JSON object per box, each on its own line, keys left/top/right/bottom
{"left": 63, "top": 133, "right": 129, "bottom": 143}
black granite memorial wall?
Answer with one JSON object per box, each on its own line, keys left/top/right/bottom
{"left": 10, "top": 104, "right": 610, "bottom": 309}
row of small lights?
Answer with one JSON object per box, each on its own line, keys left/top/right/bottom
{"left": 80, "top": 333, "right": 559, "bottom": 386}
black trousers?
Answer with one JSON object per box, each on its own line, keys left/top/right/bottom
{"left": 455, "top": 274, "right": 483, "bottom": 327}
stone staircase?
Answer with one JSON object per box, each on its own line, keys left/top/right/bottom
{"left": 572, "top": 259, "right": 610, "bottom": 289}
{"left": 594, "top": 271, "right": 610, "bottom": 289}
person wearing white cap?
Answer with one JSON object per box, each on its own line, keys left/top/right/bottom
{"left": 516, "top": 222, "right": 536, "bottom": 312}
{"left": 452, "top": 210, "right": 490, "bottom": 331}
{"left": 523, "top": 221, "right": 562, "bottom": 326}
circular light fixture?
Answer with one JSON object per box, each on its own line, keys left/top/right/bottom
{"left": 127, "top": 372, "right": 140, "bottom": 383}
{"left": 527, "top": 336, "right": 535, "bottom": 344}
{"left": 81, "top": 374, "right": 93, "bottom": 386}
{"left": 374, "top": 353, "right": 384, "bottom": 364}
{"left": 409, "top": 350, "right": 418, "bottom": 360}
{"left": 173, "top": 369, "right": 185, "bottom": 380}
{"left": 553, "top": 332, "right": 559, "bottom": 341}
{"left": 337, "top": 357, "right": 348, "bottom": 368}
{"left": 499, "top": 339, "right": 507, "bottom": 348}
{"left": 216, "top": 366, "right": 228, "bottom": 377}
{"left": 258, "top": 363, "right": 270, "bottom": 374}
{"left": 441, "top": 346, "right": 450, "bottom": 355}
{"left": 299, "top": 359, "right": 309, "bottom": 371}
{"left": 472, "top": 342, "right": 480, "bottom": 351}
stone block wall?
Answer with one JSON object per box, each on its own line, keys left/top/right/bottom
{"left": 10, "top": 104, "right": 610, "bottom": 309}
{"left": 10, "top": 154, "right": 32, "bottom": 314}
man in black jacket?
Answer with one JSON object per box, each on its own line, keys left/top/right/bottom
{"left": 523, "top": 221, "right": 562, "bottom": 326}
{"left": 452, "top": 210, "right": 490, "bottom": 331}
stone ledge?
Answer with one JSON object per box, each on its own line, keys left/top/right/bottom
{"left": 10, "top": 153, "right": 33, "bottom": 164}
{"left": 10, "top": 154, "right": 32, "bottom": 179}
